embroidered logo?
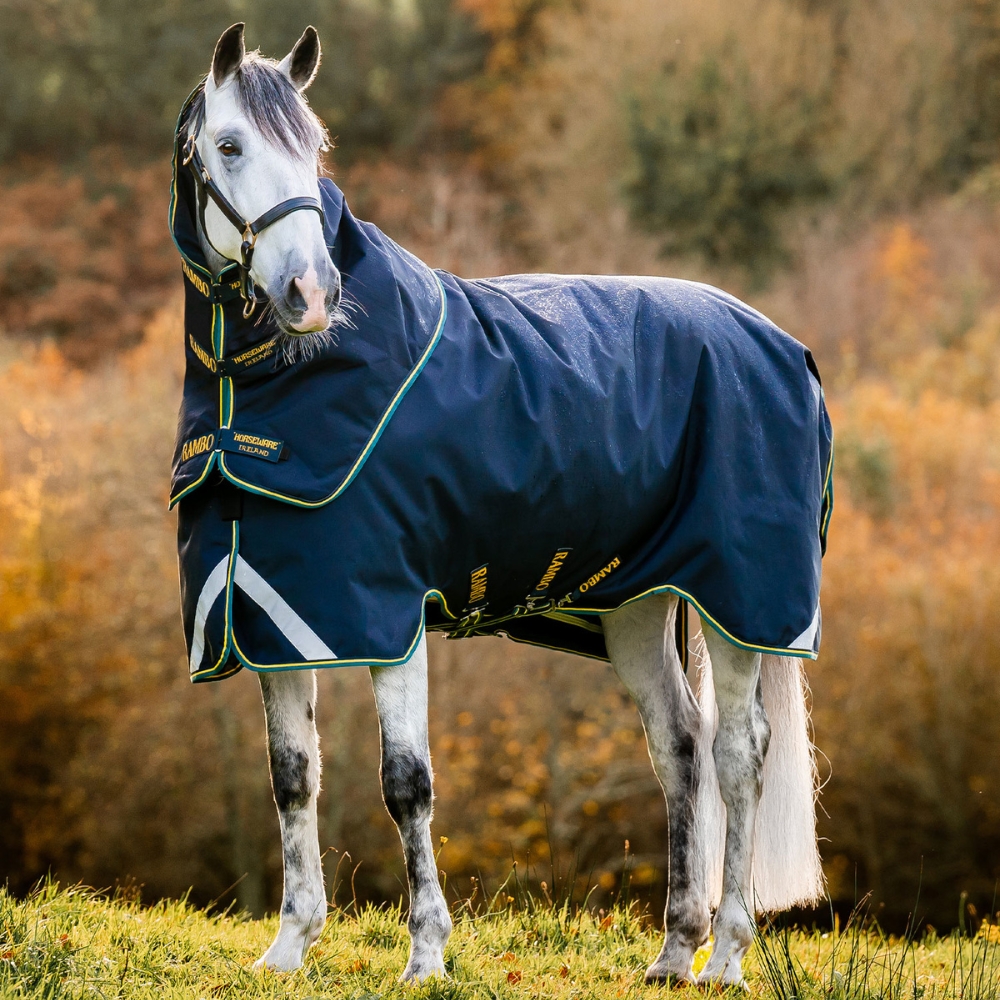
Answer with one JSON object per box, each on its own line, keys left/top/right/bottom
{"left": 180, "top": 433, "right": 215, "bottom": 463}
{"left": 181, "top": 259, "right": 210, "bottom": 298}
{"left": 188, "top": 333, "right": 217, "bottom": 373}
{"left": 577, "top": 556, "right": 621, "bottom": 594}
{"left": 230, "top": 340, "right": 276, "bottom": 368}
{"left": 218, "top": 427, "right": 285, "bottom": 463}
{"left": 468, "top": 564, "right": 488, "bottom": 607}
{"left": 529, "top": 548, "right": 572, "bottom": 598}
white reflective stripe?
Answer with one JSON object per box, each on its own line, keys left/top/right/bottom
{"left": 234, "top": 556, "right": 336, "bottom": 661}
{"left": 189, "top": 555, "right": 231, "bottom": 674}
{"left": 789, "top": 605, "right": 820, "bottom": 651}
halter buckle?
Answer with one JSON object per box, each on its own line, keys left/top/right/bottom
{"left": 182, "top": 133, "right": 197, "bottom": 166}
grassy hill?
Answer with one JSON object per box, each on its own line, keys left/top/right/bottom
{"left": 2, "top": 883, "right": 998, "bottom": 1000}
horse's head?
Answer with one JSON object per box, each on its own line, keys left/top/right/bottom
{"left": 190, "top": 23, "right": 340, "bottom": 337}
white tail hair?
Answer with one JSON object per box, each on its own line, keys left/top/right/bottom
{"left": 693, "top": 633, "right": 825, "bottom": 912}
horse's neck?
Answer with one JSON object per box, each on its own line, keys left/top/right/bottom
{"left": 195, "top": 215, "right": 230, "bottom": 278}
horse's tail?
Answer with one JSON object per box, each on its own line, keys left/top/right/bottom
{"left": 694, "top": 640, "right": 825, "bottom": 912}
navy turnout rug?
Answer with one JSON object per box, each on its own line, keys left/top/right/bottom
{"left": 169, "top": 133, "right": 833, "bottom": 682}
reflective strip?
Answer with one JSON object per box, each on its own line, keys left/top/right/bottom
{"left": 234, "top": 557, "right": 336, "bottom": 661}
{"left": 789, "top": 605, "right": 821, "bottom": 651}
{"left": 189, "top": 555, "right": 231, "bottom": 674}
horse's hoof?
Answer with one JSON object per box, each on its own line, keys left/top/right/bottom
{"left": 253, "top": 947, "right": 305, "bottom": 973}
{"left": 400, "top": 954, "right": 447, "bottom": 983}
{"left": 644, "top": 963, "right": 697, "bottom": 986}
{"left": 697, "top": 970, "right": 749, "bottom": 991}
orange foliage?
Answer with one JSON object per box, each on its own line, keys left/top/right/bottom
{"left": 0, "top": 154, "right": 175, "bottom": 364}
{"left": 2, "top": 138, "right": 1000, "bottom": 925}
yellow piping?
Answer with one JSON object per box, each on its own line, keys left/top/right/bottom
{"left": 217, "top": 274, "right": 447, "bottom": 508}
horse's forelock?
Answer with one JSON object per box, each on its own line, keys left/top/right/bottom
{"left": 191, "top": 55, "right": 327, "bottom": 162}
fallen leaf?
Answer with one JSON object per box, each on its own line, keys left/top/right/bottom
{"left": 559, "top": 964, "right": 570, "bottom": 978}
{"left": 507, "top": 970, "right": 522, "bottom": 984}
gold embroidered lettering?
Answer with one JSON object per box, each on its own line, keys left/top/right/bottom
{"left": 180, "top": 433, "right": 216, "bottom": 462}
{"left": 231, "top": 432, "right": 280, "bottom": 450}
{"left": 468, "top": 564, "right": 488, "bottom": 606}
{"left": 533, "top": 549, "right": 570, "bottom": 593}
{"left": 188, "top": 333, "right": 217, "bottom": 373}
{"left": 577, "top": 556, "right": 622, "bottom": 594}
{"left": 231, "top": 341, "right": 276, "bottom": 366}
{"left": 181, "top": 260, "right": 210, "bottom": 298}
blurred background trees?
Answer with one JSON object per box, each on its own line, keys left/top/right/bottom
{"left": 2, "top": 0, "right": 1000, "bottom": 931}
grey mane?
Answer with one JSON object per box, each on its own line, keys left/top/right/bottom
{"left": 187, "top": 54, "right": 328, "bottom": 160}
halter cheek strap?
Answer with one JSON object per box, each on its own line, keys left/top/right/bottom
{"left": 182, "top": 123, "right": 325, "bottom": 319}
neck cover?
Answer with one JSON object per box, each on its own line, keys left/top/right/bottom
{"left": 168, "top": 106, "right": 833, "bottom": 682}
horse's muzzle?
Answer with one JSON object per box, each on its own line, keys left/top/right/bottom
{"left": 285, "top": 267, "right": 342, "bottom": 334}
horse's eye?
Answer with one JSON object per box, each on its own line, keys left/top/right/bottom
{"left": 218, "top": 141, "right": 240, "bottom": 158}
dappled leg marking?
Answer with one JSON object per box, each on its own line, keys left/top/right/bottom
{"left": 370, "top": 633, "right": 452, "bottom": 982}
{"left": 603, "top": 594, "right": 711, "bottom": 985}
{"left": 254, "top": 669, "right": 327, "bottom": 972}
{"left": 698, "top": 626, "right": 769, "bottom": 988}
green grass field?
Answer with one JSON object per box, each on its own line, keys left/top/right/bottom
{"left": 1, "top": 883, "right": 998, "bottom": 999}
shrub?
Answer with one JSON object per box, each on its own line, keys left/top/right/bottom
{"left": 0, "top": 0, "right": 488, "bottom": 164}
{"left": 624, "top": 53, "right": 828, "bottom": 274}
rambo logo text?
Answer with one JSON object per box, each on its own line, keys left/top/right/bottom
{"left": 181, "top": 433, "right": 215, "bottom": 462}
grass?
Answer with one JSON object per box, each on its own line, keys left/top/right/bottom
{"left": 1, "top": 883, "right": 999, "bottom": 1000}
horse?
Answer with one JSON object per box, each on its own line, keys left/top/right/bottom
{"left": 170, "top": 22, "right": 830, "bottom": 987}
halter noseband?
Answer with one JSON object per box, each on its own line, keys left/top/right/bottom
{"left": 182, "top": 104, "right": 325, "bottom": 319}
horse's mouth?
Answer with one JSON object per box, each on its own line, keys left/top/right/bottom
{"left": 269, "top": 306, "right": 351, "bottom": 364}
{"left": 271, "top": 305, "right": 327, "bottom": 337}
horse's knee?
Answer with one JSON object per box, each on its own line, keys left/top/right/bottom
{"left": 381, "top": 748, "right": 432, "bottom": 825}
{"left": 268, "top": 743, "right": 315, "bottom": 812}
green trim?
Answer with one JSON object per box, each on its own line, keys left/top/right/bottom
{"left": 230, "top": 587, "right": 456, "bottom": 673}
{"left": 821, "top": 436, "right": 835, "bottom": 541}
{"left": 216, "top": 273, "right": 448, "bottom": 508}
{"left": 216, "top": 567, "right": 814, "bottom": 676}
{"left": 189, "top": 521, "right": 239, "bottom": 681}
{"left": 168, "top": 452, "right": 218, "bottom": 508}
{"left": 425, "top": 589, "right": 458, "bottom": 621}
{"left": 570, "top": 582, "right": 818, "bottom": 660}
{"left": 168, "top": 300, "right": 230, "bottom": 509}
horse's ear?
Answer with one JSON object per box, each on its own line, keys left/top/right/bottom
{"left": 279, "top": 26, "right": 321, "bottom": 92}
{"left": 212, "top": 23, "right": 246, "bottom": 87}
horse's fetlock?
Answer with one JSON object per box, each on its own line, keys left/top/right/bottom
{"left": 409, "top": 894, "right": 452, "bottom": 945}
{"left": 669, "top": 895, "right": 711, "bottom": 948}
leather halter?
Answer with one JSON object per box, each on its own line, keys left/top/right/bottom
{"left": 182, "top": 101, "right": 325, "bottom": 319}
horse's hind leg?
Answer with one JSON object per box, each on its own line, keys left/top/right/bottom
{"left": 603, "top": 594, "right": 710, "bottom": 984}
{"left": 255, "top": 668, "right": 327, "bottom": 971}
{"left": 370, "top": 632, "right": 452, "bottom": 981}
{"left": 698, "top": 625, "right": 769, "bottom": 987}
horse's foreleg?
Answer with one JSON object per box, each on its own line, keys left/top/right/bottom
{"left": 254, "top": 669, "right": 326, "bottom": 971}
{"left": 698, "top": 626, "right": 769, "bottom": 987}
{"left": 370, "top": 632, "right": 451, "bottom": 981}
{"left": 603, "top": 594, "right": 710, "bottom": 984}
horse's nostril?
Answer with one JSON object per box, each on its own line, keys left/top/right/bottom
{"left": 287, "top": 277, "right": 307, "bottom": 312}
